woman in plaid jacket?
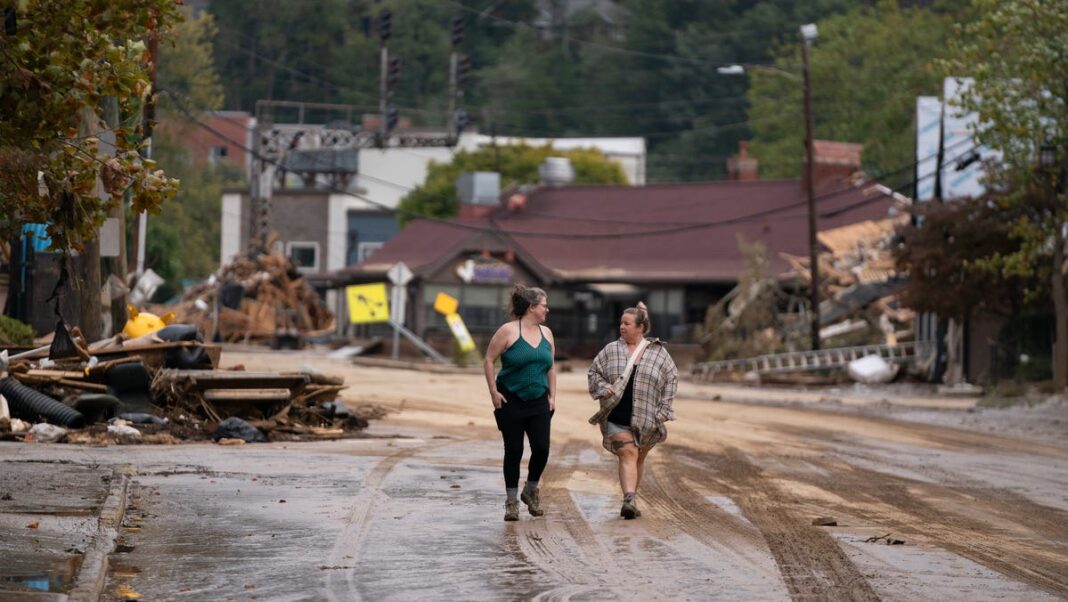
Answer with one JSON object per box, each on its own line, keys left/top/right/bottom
{"left": 587, "top": 302, "right": 678, "bottom": 519}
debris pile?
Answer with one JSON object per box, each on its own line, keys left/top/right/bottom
{"left": 0, "top": 318, "right": 381, "bottom": 445}
{"left": 170, "top": 238, "right": 335, "bottom": 345}
{"left": 698, "top": 216, "right": 916, "bottom": 381}
{"left": 782, "top": 216, "right": 914, "bottom": 348}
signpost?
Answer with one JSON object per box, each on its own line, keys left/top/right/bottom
{"left": 445, "top": 313, "right": 476, "bottom": 352}
{"left": 345, "top": 283, "right": 390, "bottom": 324}
{"left": 433, "top": 290, "right": 477, "bottom": 359}
{"left": 387, "top": 262, "right": 413, "bottom": 359}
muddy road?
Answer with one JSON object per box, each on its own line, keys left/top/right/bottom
{"left": 20, "top": 350, "right": 1068, "bottom": 600}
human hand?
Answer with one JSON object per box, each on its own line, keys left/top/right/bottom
{"left": 491, "top": 391, "right": 506, "bottom": 409}
{"left": 548, "top": 395, "right": 556, "bottom": 411}
{"left": 601, "top": 386, "right": 615, "bottom": 399}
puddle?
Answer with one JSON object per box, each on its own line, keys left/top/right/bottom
{"left": 0, "top": 557, "right": 81, "bottom": 593}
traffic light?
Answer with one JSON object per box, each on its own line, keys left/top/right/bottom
{"left": 378, "top": 9, "right": 392, "bottom": 41}
{"left": 387, "top": 56, "right": 401, "bottom": 94}
{"left": 385, "top": 104, "right": 399, "bottom": 133}
{"left": 450, "top": 15, "right": 464, "bottom": 47}
{"left": 457, "top": 55, "right": 472, "bottom": 86}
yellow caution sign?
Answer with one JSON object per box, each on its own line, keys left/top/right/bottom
{"left": 445, "top": 313, "right": 476, "bottom": 352}
{"left": 346, "top": 283, "right": 391, "bottom": 324}
{"left": 433, "top": 291, "right": 459, "bottom": 316}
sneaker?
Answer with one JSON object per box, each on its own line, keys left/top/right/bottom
{"left": 504, "top": 500, "right": 520, "bottom": 522}
{"left": 621, "top": 500, "right": 640, "bottom": 520}
{"left": 520, "top": 488, "right": 544, "bottom": 517}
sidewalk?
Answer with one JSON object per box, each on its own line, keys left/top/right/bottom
{"left": 0, "top": 455, "right": 129, "bottom": 601}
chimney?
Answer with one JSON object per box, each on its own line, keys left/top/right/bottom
{"left": 727, "top": 141, "right": 759, "bottom": 181}
{"left": 456, "top": 171, "right": 501, "bottom": 219}
{"left": 804, "top": 140, "right": 862, "bottom": 191}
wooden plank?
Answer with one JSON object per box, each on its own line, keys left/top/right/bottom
{"left": 204, "top": 388, "right": 291, "bottom": 402}
{"left": 172, "top": 370, "right": 309, "bottom": 390}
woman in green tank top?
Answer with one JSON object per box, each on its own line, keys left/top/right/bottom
{"left": 484, "top": 284, "right": 557, "bottom": 522}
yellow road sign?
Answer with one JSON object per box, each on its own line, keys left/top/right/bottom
{"left": 445, "top": 313, "right": 476, "bottom": 352}
{"left": 433, "top": 291, "right": 459, "bottom": 315}
{"left": 346, "top": 283, "right": 391, "bottom": 324}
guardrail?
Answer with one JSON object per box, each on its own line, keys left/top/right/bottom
{"left": 692, "top": 341, "right": 933, "bottom": 381}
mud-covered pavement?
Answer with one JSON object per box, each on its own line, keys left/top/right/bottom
{"left": 4, "top": 349, "right": 1068, "bottom": 601}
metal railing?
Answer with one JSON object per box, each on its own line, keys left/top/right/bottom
{"left": 692, "top": 341, "right": 933, "bottom": 381}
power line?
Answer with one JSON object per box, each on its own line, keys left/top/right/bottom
{"left": 165, "top": 89, "right": 973, "bottom": 242}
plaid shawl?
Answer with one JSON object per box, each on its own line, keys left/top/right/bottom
{"left": 587, "top": 337, "right": 678, "bottom": 451}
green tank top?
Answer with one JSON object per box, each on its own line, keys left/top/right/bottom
{"left": 496, "top": 323, "right": 553, "bottom": 401}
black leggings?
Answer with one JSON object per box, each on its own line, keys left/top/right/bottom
{"left": 494, "top": 386, "right": 553, "bottom": 489}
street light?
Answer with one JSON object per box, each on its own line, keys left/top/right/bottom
{"left": 716, "top": 24, "right": 820, "bottom": 349}
{"left": 800, "top": 22, "right": 820, "bottom": 351}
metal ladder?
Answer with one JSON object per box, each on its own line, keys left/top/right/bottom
{"left": 692, "top": 341, "right": 931, "bottom": 381}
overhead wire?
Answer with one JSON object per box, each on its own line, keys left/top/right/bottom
{"left": 164, "top": 89, "right": 975, "bottom": 241}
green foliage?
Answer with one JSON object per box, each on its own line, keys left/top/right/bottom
{"left": 0, "top": 315, "right": 35, "bottom": 347}
{"left": 157, "top": 9, "right": 224, "bottom": 114}
{"left": 207, "top": 0, "right": 866, "bottom": 183}
{"left": 940, "top": 0, "right": 1068, "bottom": 280}
{"left": 396, "top": 144, "right": 626, "bottom": 224}
{"left": 940, "top": 0, "right": 1068, "bottom": 388}
{"left": 147, "top": 131, "right": 244, "bottom": 299}
{"left": 138, "top": 6, "right": 238, "bottom": 300}
{"left": 0, "top": 0, "right": 181, "bottom": 252}
{"left": 747, "top": 1, "right": 959, "bottom": 185}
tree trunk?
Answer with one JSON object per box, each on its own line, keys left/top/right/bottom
{"left": 1052, "top": 233, "right": 1068, "bottom": 392}
{"left": 75, "top": 239, "right": 103, "bottom": 341}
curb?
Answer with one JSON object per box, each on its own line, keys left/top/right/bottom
{"left": 67, "top": 465, "right": 133, "bottom": 602}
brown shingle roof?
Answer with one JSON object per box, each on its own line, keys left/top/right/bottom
{"left": 334, "top": 177, "right": 899, "bottom": 285}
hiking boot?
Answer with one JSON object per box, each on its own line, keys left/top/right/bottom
{"left": 520, "top": 488, "right": 544, "bottom": 517}
{"left": 504, "top": 500, "right": 520, "bottom": 522}
{"left": 620, "top": 500, "right": 640, "bottom": 520}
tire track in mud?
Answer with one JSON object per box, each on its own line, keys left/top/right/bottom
{"left": 796, "top": 461, "right": 1068, "bottom": 597}
{"left": 322, "top": 445, "right": 424, "bottom": 602}
{"left": 521, "top": 442, "right": 661, "bottom": 601}
{"left": 680, "top": 447, "right": 881, "bottom": 602}
{"left": 642, "top": 451, "right": 765, "bottom": 548}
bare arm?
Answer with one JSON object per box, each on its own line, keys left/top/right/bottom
{"left": 483, "top": 324, "right": 512, "bottom": 409}
{"left": 544, "top": 327, "right": 557, "bottom": 411}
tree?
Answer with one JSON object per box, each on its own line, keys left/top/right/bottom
{"left": 941, "top": 0, "right": 1068, "bottom": 389}
{"left": 396, "top": 144, "right": 626, "bottom": 225}
{"left": 1, "top": 0, "right": 181, "bottom": 337}
{"left": 746, "top": 1, "right": 960, "bottom": 187}
{"left": 893, "top": 195, "right": 1034, "bottom": 320}
{"left": 149, "top": 8, "right": 241, "bottom": 301}
{"left": 0, "top": 0, "right": 181, "bottom": 252}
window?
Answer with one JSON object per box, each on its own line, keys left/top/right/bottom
{"left": 286, "top": 241, "right": 320, "bottom": 272}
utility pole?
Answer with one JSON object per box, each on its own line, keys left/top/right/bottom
{"left": 133, "top": 9, "right": 159, "bottom": 280}
{"left": 800, "top": 23, "right": 820, "bottom": 351}
{"left": 448, "top": 15, "right": 469, "bottom": 145}
{"left": 377, "top": 9, "right": 395, "bottom": 145}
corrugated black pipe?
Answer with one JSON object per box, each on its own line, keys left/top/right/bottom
{"left": 0, "top": 378, "right": 86, "bottom": 428}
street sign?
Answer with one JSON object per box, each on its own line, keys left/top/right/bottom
{"left": 446, "top": 313, "right": 476, "bottom": 352}
{"left": 346, "top": 283, "right": 390, "bottom": 324}
{"left": 387, "top": 261, "right": 413, "bottom": 286}
{"left": 433, "top": 292, "right": 459, "bottom": 315}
